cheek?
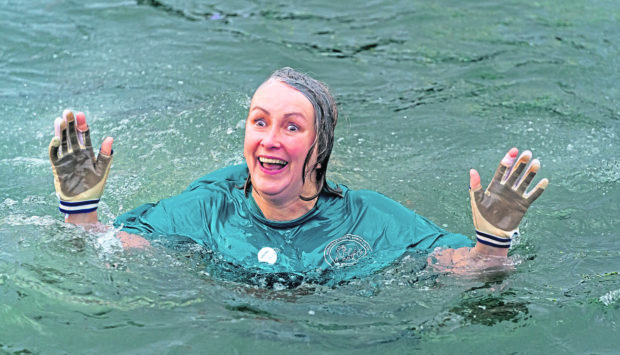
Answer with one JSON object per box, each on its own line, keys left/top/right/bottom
{"left": 243, "top": 129, "right": 258, "bottom": 148}
{"left": 291, "top": 135, "right": 315, "bottom": 155}
{"left": 243, "top": 135, "right": 254, "bottom": 160}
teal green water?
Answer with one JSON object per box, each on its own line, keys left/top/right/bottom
{"left": 1, "top": 0, "right": 619, "bottom": 353}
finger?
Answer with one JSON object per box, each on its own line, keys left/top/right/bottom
{"left": 76, "top": 111, "right": 88, "bottom": 147}
{"left": 76, "top": 112, "right": 88, "bottom": 131}
{"left": 525, "top": 178, "right": 549, "bottom": 204}
{"left": 100, "top": 136, "right": 114, "bottom": 156}
{"left": 515, "top": 159, "right": 540, "bottom": 194}
{"left": 502, "top": 147, "right": 519, "bottom": 166}
{"left": 505, "top": 150, "right": 531, "bottom": 187}
{"left": 64, "top": 110, "right": 80, "bottom": 151}
{"left": 48, "top": 136, "right": 61, "bottom": 163}
{"left": 490, "top": 163, "right": 508, "bottom": 188}
{"left": 469, "top": 169, "right": 481, "bottom": 191}
{"left": 54, "top": 116, "right": 64, "bottom": 154}
{"left": 490, "top": 148, "right": 518, "bottom": 186}
{"left": 83, "top": 128, "right": 94, "bottom": 152}
{"left": 77, "top": 112, "right": 94, "bottom": 150}
{"left": 57, "top": 116, "right": 69, "bottom": 154}
{"left": 95, "top": 139, "right": 114, "bottom": 176}
{"left": 84, "top": 129, "right": 96, "bottom": 162}
{"left": 54, "top": 116, "right": 63, "bottom": 138}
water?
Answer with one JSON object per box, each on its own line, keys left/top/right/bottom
{"left": 1, "top": 0, "right": 619, "bottom": 353}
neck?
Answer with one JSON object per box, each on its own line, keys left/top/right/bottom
{"left": 252, "top": 190, "right": 318, "bottom": 221}
{"left": 251, "top": 175, "right": 321, "bottom": 221}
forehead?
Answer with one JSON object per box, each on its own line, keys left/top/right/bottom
{"left": 250, "top": 80, "right": 315, "bottom": 118}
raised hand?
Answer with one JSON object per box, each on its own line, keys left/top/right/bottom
{"left": 469, "top": 148, "right": 549, "bottom": 249}
{"left": 48, "top": 110, "right": 114, "bottom": 215}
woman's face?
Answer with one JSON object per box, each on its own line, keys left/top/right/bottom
{"left": 244, "top": 80, "right": 318, "bottom": 205}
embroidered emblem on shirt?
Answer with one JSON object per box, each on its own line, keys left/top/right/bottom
{"left": 258, "top": 247, "right": 278, "bottom": 265}
{"left": 324, "top": 234, "right": 372, "bottom": 268}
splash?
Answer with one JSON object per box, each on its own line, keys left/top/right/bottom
{"left": 599, "top": 289, "right": 620, "bottom": 306}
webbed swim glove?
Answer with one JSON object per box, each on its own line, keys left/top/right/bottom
{"left": 470, "top": 149, "right": 548, "bottom": 248}
{"left": 48, "top": 110, "right": 113, "bottom": 214}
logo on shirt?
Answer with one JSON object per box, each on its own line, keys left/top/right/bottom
{"left": 324, "top": 234, "right": 372, "bottom": 268}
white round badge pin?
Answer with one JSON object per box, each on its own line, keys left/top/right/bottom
{"left": 257, "top": 247, "right": 277, "bottom": 265}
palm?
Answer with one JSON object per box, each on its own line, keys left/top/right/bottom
{"left": 470, "top": 149, "right": 548, "bottom": 234}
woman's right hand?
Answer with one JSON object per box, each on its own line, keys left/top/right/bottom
{"left": 48, "top": 110, "right": 114, "bottom": 222}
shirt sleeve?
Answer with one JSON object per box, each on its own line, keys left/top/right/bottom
{"left": 352, "top": 189, "right": 474, "bottom": 252}
{"left": 113, "top": 164, "right": 248, "bottom": 243}
{"left": 408, "top": 213, "right": 474, "bottom": 250}
{"left": 113, "top": 189, "right": 213, "bottom": 244}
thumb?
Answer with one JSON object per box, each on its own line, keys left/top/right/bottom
{"left": 469, "top": 169, "right": 481, "bottom": 191}
{"left": 100, "top": 137, "right": 114, "bottom": 156}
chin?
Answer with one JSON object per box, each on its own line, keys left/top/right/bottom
{"left": 252, "top": 179, "right": 289, "bottom": 196}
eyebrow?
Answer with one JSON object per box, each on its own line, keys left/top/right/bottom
{"left": 250, "top": 106, "right": 309, "bottom": 120}
{"left": 250, "top": 106, "right": 270, "bottom": 115}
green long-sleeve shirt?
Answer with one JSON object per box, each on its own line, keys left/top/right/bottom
{"left": 115, "top": 164, "right": 473, "bottom": 287}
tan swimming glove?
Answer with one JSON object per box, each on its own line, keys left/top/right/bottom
{"left": 48, "top": 111, "right": 113, "bottom": 214}
{"left": 470, "top": 150, "right": 548, "bottom": 248}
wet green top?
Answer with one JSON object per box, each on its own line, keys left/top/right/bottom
{"left": 114, "top": 164, "right": 472, "bottom": 286}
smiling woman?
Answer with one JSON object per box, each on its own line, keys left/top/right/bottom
{"left": 48, "top": 67, "right": 548, "bottom": 287}
{"left": 243, "top": 77, "right": 321, "bottom": 221}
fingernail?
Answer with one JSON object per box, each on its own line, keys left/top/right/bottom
{"left": 63, "top": 109, "right": 74, "bottom": 121}
{"left": 501, "top": 153, "right": 516, "bottom": 166}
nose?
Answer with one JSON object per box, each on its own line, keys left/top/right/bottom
{"left": 261, "top": 126, "right": 281, "bottom": 149}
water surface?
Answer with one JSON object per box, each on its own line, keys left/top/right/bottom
{"left": 1, "top": 0, "right": 619, "bottom": 353}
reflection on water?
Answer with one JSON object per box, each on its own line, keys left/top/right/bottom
{"left": 1, "top": 0, "right": 620, "bottom": 353}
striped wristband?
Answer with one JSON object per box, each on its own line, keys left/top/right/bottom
{"left": 475, "top": 230, "right": 512, "bottom": 249}
{"left": 59, "top": 199, "right": 100, "bottom": 214}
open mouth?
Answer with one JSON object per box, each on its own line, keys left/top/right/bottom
{"left": 259, "top": 157, "right": 288, "bottom": 171}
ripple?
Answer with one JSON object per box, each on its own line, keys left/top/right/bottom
{"left": 0, "top": 214, "right": 58, "bottom": 227}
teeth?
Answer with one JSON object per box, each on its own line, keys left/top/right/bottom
{"left": 259, "top": 157, "right": 287, "bottom": 165}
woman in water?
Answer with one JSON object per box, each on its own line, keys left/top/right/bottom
{"left": 49, "top": 67, "right": 548, "bottom": 286}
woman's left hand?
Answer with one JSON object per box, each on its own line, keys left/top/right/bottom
{"left": 429, "top": 148, "right": 549, "bottom": 274}
{"left": 469, "top": 148, "right": 549, "bottom": 250}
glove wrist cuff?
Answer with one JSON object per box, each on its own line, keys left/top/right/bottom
{"left": 59, "top": 199, "right": 100, "bottom": 214}
{"left": 475, "top": 230, "right": 513, "bottom": 249}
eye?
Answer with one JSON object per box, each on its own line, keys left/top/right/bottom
{"left": 287, "top": 123, "right": 299, "bottom": 132}
{"left": 253, "top": 118, "right": 266, "bottom": 127}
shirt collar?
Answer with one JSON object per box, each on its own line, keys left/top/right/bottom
{"left": 246, "top": 191, "right": 321, "bottom": 229}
